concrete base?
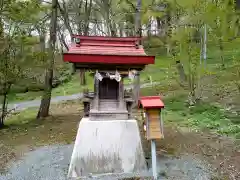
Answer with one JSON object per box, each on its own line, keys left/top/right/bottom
{"left": 68, "top": 118, "right": 147, "bottom": 178}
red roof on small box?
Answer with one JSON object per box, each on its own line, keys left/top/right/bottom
{"left": 139, "top": 96, "right": 164, "bottom": 109}
{"left": 63, "top": 35, "right": 155, "bottom": 65}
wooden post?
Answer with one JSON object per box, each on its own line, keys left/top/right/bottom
{"left": 94, "top": 77, "right": 99, "bottom": 110}
{"left": 133, "top": 71, "right": 140, "bottom": 108}
{"left": 160, "top": 109, "right": 164, "bottom": 138}
{"left": 145, "top": 111, "right": 149, "bottom": 139}
{"left": 118, "top": 78, "right": 124, "bottom": 109}
{"left": 151, "top": 140, "right": 157, "bottom": 180}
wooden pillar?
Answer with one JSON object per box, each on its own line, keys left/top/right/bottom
{"left": 118, "top": 78, "right": 124, "bottom": 109}
{"left": 126, "top": 100, "right": 133, "bottom": 119}
{"left": 160, "top": 109, "right": 164, "bottom": 138}
{"left": 133, "top": 71, "right": 140, "bottom": 108}
{"left": 94, "top": 77, "right": 99, "bottom": 110}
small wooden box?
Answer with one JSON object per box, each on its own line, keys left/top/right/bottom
{"left": 139, "top": 96, "right": 164, "bottom": 140}
{"left": 145, "top": 109, "right": 163, "bottom": 140}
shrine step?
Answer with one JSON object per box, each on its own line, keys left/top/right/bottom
{"left": 89, "top": 110, "right": 129, "bottom": 120}
{"left": 99, "top": 99, "right": 119, "bottom": 111}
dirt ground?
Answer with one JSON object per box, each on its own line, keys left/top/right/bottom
{"left": 0, "top": 101, "right": 239, "bottom": 179}
{"left": 155, "top": 127, "right": 240, "bottom": 179}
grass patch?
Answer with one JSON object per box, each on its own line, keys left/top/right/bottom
{"left": 141, "top": 84, "right": 240, "bottom": 139}
{"left": 2, "top": 73, "right": 94, "bottom": 103}
{"left": 52, "top": 72, "right": 94, "bottom": 96}
{"left": 6, "top": 91, "right": 42, "bottom": 103}
{"left": 4, "top": 108, "right": 38, "bottom": 126}
{"left": 3, "top": 100, "right": 84, "bottom": 127}
{"left": 166, "top": 97, "right": 240, "bottom": 139}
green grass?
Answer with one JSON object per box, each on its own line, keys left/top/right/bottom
{"left": 166, "top": 95, "right": 240, "bottom": 137}
{"left": 140, "top": 51, "right": 240, "bottom": 139}
{"left": 4, "top": 108, "right": 38, "bottom": 126}
{"left": 5, "top": 84, "right": 239, "bottom": 139}
{"left": 52, "top": 73, "right": 94, "bottom": 96}
{"left": 2, "top": 72, "right": 94, "bottom": 103}
{"left": 141, "top": 85, "right": 240, "bottom": 139}
{"left": 6, "top": 91, "right": 43, "bottom": 103}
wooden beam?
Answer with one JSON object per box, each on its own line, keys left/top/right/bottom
{"left": 73, "top": 63, "right": 146, "bottom": 71}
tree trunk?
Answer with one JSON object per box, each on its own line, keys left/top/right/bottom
{"left": 119, "top": 23, "right": 123, "bottom": 37}
{"left": 236, "top": 67, "right": 240, "bottom": 93}
{"left": 0, "top": 83, "right": 8, "bottom": 128}
{"left": 37, "top": 0, "right": 57, "bottom": 119}
{"left": 165, "top": 6, "right": 172, "bottom": 55}
{"left": 110, "top": 22, "right": 117, "bottom": 37}
{"left": 77, "top": 0, "right": 83, "bottom": 34}
{"left": 80, "top": 70, "right": 86, "bottom": 85}
{"left": 236, "top": 83, "right": 240, "bottom": 93}
{"left": 135, "top": 0, "right": 142, "bottom": 38}
{"left": 219, "top": 39, "right": 225, "bottom": 69}
{"left": 83, "top": 0, "right": 92, "bottom": 36}
{"left": 57, "top": 0, "right": 76, "bottom": 74}
{"left": 147, "top": 18, "right": 151, "bottom": 37}
{"left": 0, "top": 15, "right": 5, "bottom": 127}
{"left": 0, "top": 43, "right": 11, "bottom": 127}
{"left": 156, "top": 17, "right": 162, "bottom": 36}
{"left": 0, "top": 94, "right": 7, "bottom": 127}
{"left": 0, "top": 17, "right": 3, "bottom": 38}
{"left": 79, "top": 0, "right": 93, "bottom": 86}
{"left": 176, "top": 60, "right": 187, "bottom": 83}
{"left": 187, "top": 46, "right": 197, "bottom": 105}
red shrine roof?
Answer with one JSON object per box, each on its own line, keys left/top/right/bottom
{"left": 63, "top": 35, "right": 155, "bottom": 65}
{"left": 139, "top": 96, "right": 165, "bottom": 109}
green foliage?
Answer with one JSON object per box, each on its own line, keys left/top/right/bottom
{"left": 146, "top": 87, "right": 240, "bottom": 138}
{"left": 0, "top": 0, "right": 53, "bottom": 125}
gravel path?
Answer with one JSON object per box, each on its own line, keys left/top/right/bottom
{"left": 7, "top": 93, "right": 83, "bottom": 111}
{"left": 0, "top": 145, "right": 73, "bottom": 180}
{"left": 155, "top": 155, "right": 213, "bottom": 180}
{"left": 0, "top": 144, "right": 213, "bottom": 180}
{"left": 6, "top": 82, "right": 160, "bottom": 112}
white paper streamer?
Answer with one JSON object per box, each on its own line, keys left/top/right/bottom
{"left": 95, "top": 70, "right": 103, "bottom": 81}
{"left": 128, "top": 70, "right": 137, "bottom": 81}
{"left": 106, "top": 71, "right": 121, "bottom": 82}
{"left": 115, "top": 70, "right": 121, "bottom": 82}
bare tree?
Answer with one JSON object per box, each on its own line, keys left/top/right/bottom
{"left": 58, "top": 0, "right": 95, "bottom": 86}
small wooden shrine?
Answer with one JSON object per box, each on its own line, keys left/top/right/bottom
{"left": 63, "top": 35, "right": 155, "bottom": 120}
{"left": 63, "top": 35, "right": 156, "bottom": 179}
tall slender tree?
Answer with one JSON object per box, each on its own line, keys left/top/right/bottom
{"left": 37, "top": 0, "right": 58, "bottom": 118}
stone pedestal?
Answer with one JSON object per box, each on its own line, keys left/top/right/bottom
{"left": 68, "top": 118, "right": 148, "bottom": 179}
